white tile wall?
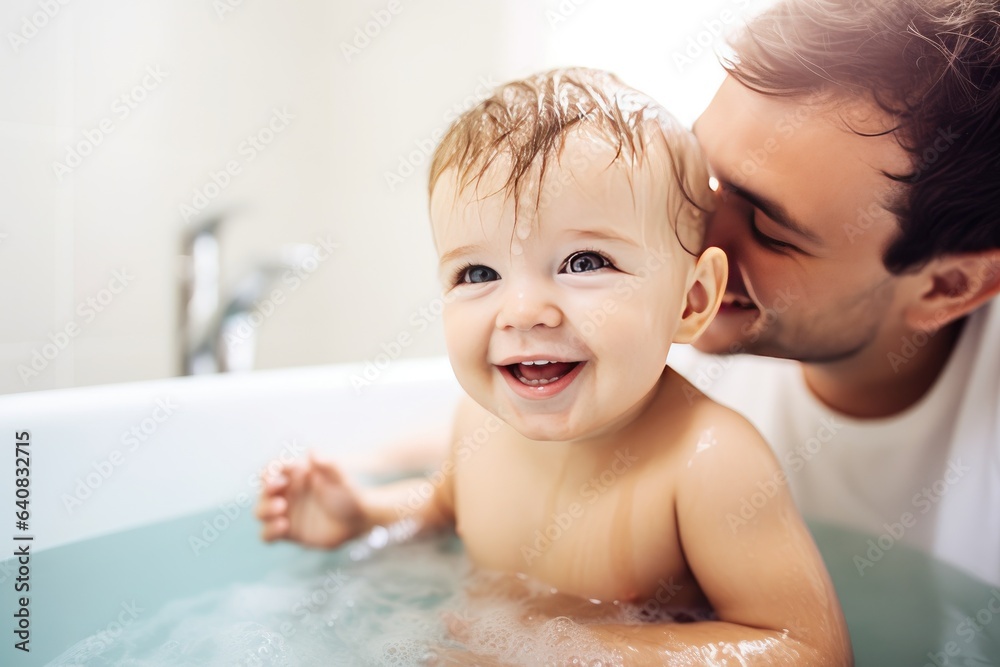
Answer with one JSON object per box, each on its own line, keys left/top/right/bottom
{"left": 0, "top": 0, "right": 773, "bottom": 394}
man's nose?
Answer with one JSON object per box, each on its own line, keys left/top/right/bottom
{"left": 495, "top": 280, "right": 562, "bottom": 331}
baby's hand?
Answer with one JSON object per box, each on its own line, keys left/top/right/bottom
{"left": 255, "top": 451, "right": 368, "bottom": 549}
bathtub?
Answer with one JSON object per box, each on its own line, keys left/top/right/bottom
{"left": 1, "top": 357, "right": 998, "bottom": 665}
{"left": 0, "top": 357, "right": 463, "bottom": 555}
{"left": 0, "top": 357, "right": 463, "bottom": 664}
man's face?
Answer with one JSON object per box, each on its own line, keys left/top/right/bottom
{"left": 693, "top": 76, "right": 915, "bottom": 362}
{"left": 430, "top": 132, "right": 698, "bottom": 441}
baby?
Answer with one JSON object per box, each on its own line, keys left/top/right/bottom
{"left": 257, "top": 68, "right": 852, "bottom": 665}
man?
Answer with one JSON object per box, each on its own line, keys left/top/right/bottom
{"left": 675, "top": 0, "right": 1000, "bottom": 586}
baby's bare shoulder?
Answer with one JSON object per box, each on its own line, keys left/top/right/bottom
{"left": 660, "top": 368, "right": 776, "bottom": 467}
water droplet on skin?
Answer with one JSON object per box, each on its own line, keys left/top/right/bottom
{"left": 511, "top": 242, "right": 523, "bottom": 255}
{"left": 516, "top": 222, "right": 531, "bottom": 240}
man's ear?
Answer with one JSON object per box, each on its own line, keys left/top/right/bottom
{"left": 674, "top": 246, "right": 728, "bottom": 344}
{"left": 904, "top": 250, "right": 1000, "bottom": 332}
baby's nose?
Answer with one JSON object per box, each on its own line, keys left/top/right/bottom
{"left": 495, "top": 284, "right": 562, "bottom": 331}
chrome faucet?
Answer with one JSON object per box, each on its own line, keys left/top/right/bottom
{"left": 180, "top": 216, "right": 223, "bottom": 375}
{"left": 179, "top": 215, "right": 316, "bottom": 374}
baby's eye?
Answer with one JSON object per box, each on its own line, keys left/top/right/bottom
{"left": 562, "top": 251, "right": 612, "bottom": 274}
{"left": 457, "top": 265, "right": 500, "bottom": 284}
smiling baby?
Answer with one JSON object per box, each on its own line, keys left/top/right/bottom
{"left": 257, "top": 68, "right": 852, "bottom": 666}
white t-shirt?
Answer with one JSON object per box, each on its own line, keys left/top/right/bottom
{"left": 668, "top": 298, "right": 1000, "bottom": 586}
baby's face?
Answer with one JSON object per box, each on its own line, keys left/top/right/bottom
{"left": 431, "top": 131, "right": 703, "bottom": 442}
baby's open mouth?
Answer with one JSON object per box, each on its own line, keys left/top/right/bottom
{"left": 505, "top": 360, "right": 581, "bottom": 386}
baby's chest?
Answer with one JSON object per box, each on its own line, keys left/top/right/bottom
{"left": 452, "top": 450, "right": 690, "bottom": 603}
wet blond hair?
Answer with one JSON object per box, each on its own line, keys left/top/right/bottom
{"left": 428, "top": 67, "right": 710, "bottom": 253}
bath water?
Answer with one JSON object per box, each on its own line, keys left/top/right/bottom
{"left": 1, "top": 508, "right": 998, "bottom": 666}
{"left": 36, "top": 521, "right": 656, "bottom": 666}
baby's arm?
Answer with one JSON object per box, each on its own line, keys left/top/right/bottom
{"left": 585, "top": 409, "right": 853, "bottom": 666}
{"left": 256, "top": 442, "right": 457, "bottom": 549}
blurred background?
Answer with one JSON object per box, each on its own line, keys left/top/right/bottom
{"left": 0, "top": 0, "right": 774, "bottom": 395}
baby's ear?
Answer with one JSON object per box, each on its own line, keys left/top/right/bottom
{"left": 673, "top": 246, "right": 727, "bottom": 344}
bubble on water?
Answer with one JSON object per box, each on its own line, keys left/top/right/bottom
{"left": 368, "top": 525, "right": 390, "bottom": 549}
{"left": 440, "top": 571, "right": 628, "bottom": 667}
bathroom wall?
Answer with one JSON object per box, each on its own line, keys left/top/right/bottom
{"left": 0, "top": 0, "right": 773, "bottom": 394}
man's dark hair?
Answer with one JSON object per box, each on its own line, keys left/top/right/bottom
{"left": 726, "top": 0, "right": 1000, "bottom": 273}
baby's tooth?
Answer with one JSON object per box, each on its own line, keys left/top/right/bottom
{"left": 517, "top": 374, "right": 565, "bottom": 387}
